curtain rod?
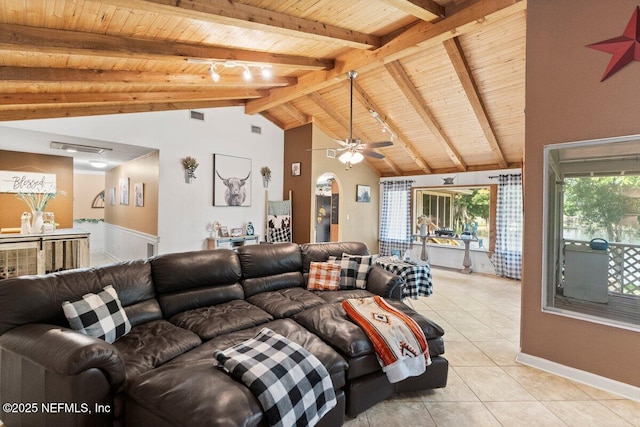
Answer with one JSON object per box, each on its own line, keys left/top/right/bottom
{"left": 488, "top": 173, "right": 522, "bottom": 179}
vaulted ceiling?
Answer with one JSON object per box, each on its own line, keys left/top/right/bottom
{"left": 0, "top": 0, "right": 526, "bottom": 176}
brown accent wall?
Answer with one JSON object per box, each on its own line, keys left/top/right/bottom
{"left": 284, "top": 123, "right": 313, "bottom": 244}
{"left": 524, "top": 0, "right": 640, "bottom": 387}
{"left": 105, "top": 151, "right": 159, "bottom": 236}
{"left": 0, "top": 150, "right": 73, "bottom": 229}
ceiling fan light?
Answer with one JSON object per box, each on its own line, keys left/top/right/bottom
{"left": 351, "top": 152, "right": 364, "bottom": 164}
{"left": 338, "top": 151, "right": 353, "bottom": 164}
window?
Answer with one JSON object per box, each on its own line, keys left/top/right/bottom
{"left": 413, "top": 187, "right": 493, "bottom": 249}
{"left": 543, "top": 136, "right": 640, "bottom": 330}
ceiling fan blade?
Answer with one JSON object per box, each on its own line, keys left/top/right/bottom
{"left": 333, "top": 139, "right": 350, "bottom": 147}
{"left": 362, "top": 150, "right": 385, "bottom": 159}
{"left": 365, "top": 140, "right": 393, "bottom": 149}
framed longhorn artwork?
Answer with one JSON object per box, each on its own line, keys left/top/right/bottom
{"left": 213, "top": 154, "right": 252, "bottom": 207}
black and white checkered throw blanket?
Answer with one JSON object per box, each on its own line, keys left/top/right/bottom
{"left": 213, "top": 328, "right": 337, "bottom": 427}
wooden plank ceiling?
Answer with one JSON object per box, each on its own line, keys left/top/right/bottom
{"left": 0, "top": 0, "right": 526, "bottom": 176}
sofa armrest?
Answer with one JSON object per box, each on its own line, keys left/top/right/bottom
{"left": 0, "top": 323, "right": 125, "bottom": 386}
{"left": 366, "top": 266, "right": 404, "bottom": 299}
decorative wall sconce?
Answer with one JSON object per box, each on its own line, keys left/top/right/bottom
{"left": 182, "top": 156, "right": 199, "bottom": 183}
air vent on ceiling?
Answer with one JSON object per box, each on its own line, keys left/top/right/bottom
{"left": 251, "top": 125, "right": 262, "bottom": 134}
{"left": 326, "top": 149, "right": 336, "bottom": 159}
{"left": 190, "top": 110, "right": 205, "bottom": 121}
{"left": 50, "top": 141, "right": 112, "bottom": 154}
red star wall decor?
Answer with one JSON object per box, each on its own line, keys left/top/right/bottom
{"left": 587, "top": 6, "right": 640, "bottom": 82}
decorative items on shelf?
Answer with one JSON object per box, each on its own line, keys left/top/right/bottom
{"left": 20, "top": 212, "right": 31, "bottom": 234}
{"left": 207, "top": 221, "right": 221, "bottom": 238}
{"left": 246, "top": 221, "right": 254, "bottom": 236}
{"left": 42, "top": 212, "right": 56, "bottom": 233}
{"left": 260, "top": 166, "right": 271, "bottom": 188}
{"left": 15, "top": 191, "right": 63, "bottom": 234}
{"left": 181, "top": 156, "right": 199, "bottom": 183}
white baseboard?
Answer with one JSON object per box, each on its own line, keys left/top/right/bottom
{"left": 516, "top": 352, "right": 640, "bottom": 402}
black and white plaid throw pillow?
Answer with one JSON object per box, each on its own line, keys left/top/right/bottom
{"left": 214, "top": 328, "right": 337, "bottom": 427}
{"left": 270, "top": 227, "right": 291, "bottom": 242}
{"left": 62, "top": 285, "right": 131, "bottom": 344}
{"left": 342, "top": 254, "right": 376, "bottom": 289}
{"left": 328, "top": 256, "right": 358, "bottom": 289}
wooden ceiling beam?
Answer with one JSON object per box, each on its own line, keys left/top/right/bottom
{"left": 279, "top": 102, "right": 310, "bottom": 126}
{"left": 0, "top": 89, "right": 265, "bottom": 106}
{"left": 377, "top": 0, "right": 445, "bottom": 21}
{"left": 0, "top": 66, "right": 297, "bottom": 88}
{"left": 0, "top": 24, "right": 332, "bottom": 70}
{"left": 0, "top": 100, "right": 244, "bottom": 122}
{"left": 350, "top": 79, "right": 432, "bottom": 174}
{"left": 245, "top": 0, "right": 525, "bottom": 114}
{"left": 100, "top": 0, "right": 380, "bottom": 49}
{"left": 259, "top": 111, "right": 287, "bottom": 130}
{"left": 384, "top": 61, "right": 467, "bottom": 171}
{"left": 443, "top": 37, "right": 508, "bottom": 168}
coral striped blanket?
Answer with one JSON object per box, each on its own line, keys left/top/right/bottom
{"left": 342, "top": 296, "right": 431, "bottom": 383}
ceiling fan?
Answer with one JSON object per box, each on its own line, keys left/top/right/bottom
{"left": 314, "top": 70, "right": 393, "bottom": 169}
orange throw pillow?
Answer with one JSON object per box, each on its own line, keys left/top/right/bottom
{"left": 307, "top": 262, "right": 342, "bottom": 291}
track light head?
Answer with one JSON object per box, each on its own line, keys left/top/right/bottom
{"left": 208, "top": 64, "right": 220, "bottom": 82}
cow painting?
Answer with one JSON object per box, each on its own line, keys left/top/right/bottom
{"left": 216, "top": 171, "right": 251, "bottom": 206}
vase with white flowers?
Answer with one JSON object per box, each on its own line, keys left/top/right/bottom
{"left": 16, "top": 191, "right": 63, "bottom": 234}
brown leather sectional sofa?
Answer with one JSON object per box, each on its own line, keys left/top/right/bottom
{"left": 0, "top": 241, "right": 448, "bottom": 427}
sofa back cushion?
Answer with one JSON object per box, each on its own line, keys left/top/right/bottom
{"left": 237, "top": 243, "right": 304, "bottom": 298}
{"left": 0, "top": 259, "right": 158, "bottom": 335}
{"left": 151, "top": 249, "right": 244, "bottom": 318}
{"left": 299, "top": 242, "right": 369, "bottom": 273}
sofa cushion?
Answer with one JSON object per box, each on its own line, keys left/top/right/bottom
{"left": 151, "top": 249, "right": 245, "bottom": 318}
{"left": 293, "top": 301, "right": 446, "bottom": 379}
{"left": 113, "top": 319, "right": 201, "bottom": 382}
{"left": 126, "top": 360, "right": 265, "bottom": 427}
{"left": 342, "top": 254, "right": 376, "bottom": 289}
{"left": 169, "top": 299, "right": 273, "bottom": 340}
{"left": 237, "top": 242, "right": 302, "bottom": 279}
{"left": 327, "top": 257, "right": 358, "bottom": 289}
{"left": 62, "top": 285, "right": 132, "bottom": 344}
{"left": 314, "top": 289, "right": 375, "bottom": 304}
{"left": 307, "top": 262, "right": 341, "bottom": 291}
{"left": 168, "top": 319, "right": 348, "bottom": 391}
{"left": 247, "top": 287, "right": 326, "bottom": 318}
{"left": 300, "top": 242, "right": 369, "bottom": 274}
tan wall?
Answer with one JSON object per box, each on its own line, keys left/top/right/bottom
{"left": 283, "top": 124, "right": 313, "bottom": 244}
{"left": 524, "top": 0, "right": 640, "bottom": 387}
{"left": 0, "top": 150, "right": 73, "bottom": 229}
{"left": 73, "top": 173, "right": 105, "bottom": 220}
{"left": 312, "top": 126, "right": 381, "bottom": 252}
{"left": 105, "top": 151, "right": 159, "bottom": 236}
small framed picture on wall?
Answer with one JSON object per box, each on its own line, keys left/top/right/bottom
{"left": 134, "top": 183, "right": 144, "bottom": 207}
{"left": 291, "top": 162, "right": 301, "bottom": 176}
{"left": 356, "top": 184, "right": 371, "bottom": 202}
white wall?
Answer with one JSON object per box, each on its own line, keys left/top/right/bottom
{"left": 2, "top": 107, "right": 284, "bottom": 256}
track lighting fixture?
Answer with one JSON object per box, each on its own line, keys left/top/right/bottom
{"left": 368, "top": 109, "right": 396, "bottom": 139}
{"left": 242, "top": 66, "right": 252, "bottom": 81}
{"left": 187, "top": 59, "right": 273, "bottom": 83}
{"left": 208, "top": 64, "right": 220, "bottom": 82}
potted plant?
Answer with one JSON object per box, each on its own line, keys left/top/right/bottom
{"left": 260, "top": 166, "right": 271, "bottom": 188}
{"left": 182, "top": 156, "right": 199, "bottom": 183}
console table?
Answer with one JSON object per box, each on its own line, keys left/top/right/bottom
{"left": 207, "top": 235, "right": 259, "bottom": 250}
{"left": 0, "top": 228, "right": 90, "bottom": 279}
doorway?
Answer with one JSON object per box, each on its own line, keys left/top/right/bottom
{"left": 315, "top": 173, "right": 340, "bottom": 242}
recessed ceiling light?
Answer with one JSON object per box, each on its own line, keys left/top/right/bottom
{"left": 89, "top": 160, "right": 108, "bottom": 168}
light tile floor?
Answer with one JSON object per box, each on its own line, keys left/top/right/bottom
{"left": 345, "top": 268, "right": 640, "bottom": 427}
